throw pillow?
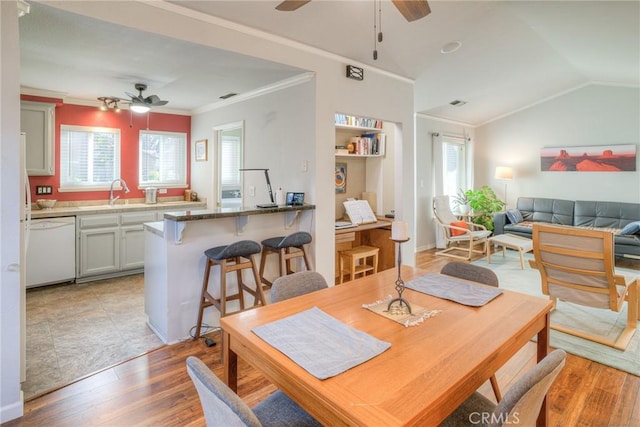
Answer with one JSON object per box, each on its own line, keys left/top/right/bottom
{"left": 450, "top": 221, "right": 468, "bottom": 236}
{"left": 619, "top": 221, "right": 640, "bottom": 236}
{"left": 506, "top": 209, "right": 524, "bottom": 224}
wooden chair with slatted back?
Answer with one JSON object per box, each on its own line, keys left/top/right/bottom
{"left": 529, "top": 223, "right": 638, "bottom": 350}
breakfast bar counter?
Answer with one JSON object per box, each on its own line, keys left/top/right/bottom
{"left": 143, "top": 204, "right": 315, "bottom": 344}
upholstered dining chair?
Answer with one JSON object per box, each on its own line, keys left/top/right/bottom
{"left": 433, "top": 195, "right": 492, "bottom": 261}
{"left": 440, "top": 349, "right": 566, "bottom": 427}
{"left": 529, "top": 223, "right": 639, "bottom": 350}
{"left": 186, "top": 356, "right": 321, "bottom": 427}
{"left": 440, "top": 261, "right": 502, "bottom": 401}
{"left": 270, "top": 271, "right": 328, "bottom": 303}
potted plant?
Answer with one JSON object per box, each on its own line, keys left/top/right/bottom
{"left": 451, "top": 189, "right": 471, "bottom": 214}
{"left": 465, "top": 185, "right": 505, "bottom": 231}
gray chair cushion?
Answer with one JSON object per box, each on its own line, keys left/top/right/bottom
{"left": 262, "top": 231, "right": 312, "bottom": 249}
{"left": 205, "top": 240, "right": 261, "bottom": 260}
{"left": 186, "top": 356, "right": 321, "bottom": 427}
{"left": 440, "top": 262, "right": 499, "bottom": 287}
{"left": 270, "top": 271, "right": 328, "bottom": 303}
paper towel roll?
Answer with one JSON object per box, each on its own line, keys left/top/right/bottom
{"left": 275, "top": 188, "right": 285, "bottom": 205}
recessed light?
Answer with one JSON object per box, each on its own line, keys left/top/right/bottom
{"left": 441, "top": 40, "right": 462, "bottom": 54}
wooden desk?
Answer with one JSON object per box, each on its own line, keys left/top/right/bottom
{"left": 221, "top": 267, "right": 553, "bottom": 426}
{"left": 335, "top": 218, "right": 394, "bottom": 282}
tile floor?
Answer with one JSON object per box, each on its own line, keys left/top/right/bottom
{"left": 24, "top": 274, "right": 164, "bottom": 399}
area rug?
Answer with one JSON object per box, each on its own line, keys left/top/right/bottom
{"left": 472, "top": 253, "right": 640, "bottom": 375}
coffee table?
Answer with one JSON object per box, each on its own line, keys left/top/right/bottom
{"left": 488, "top": 233, "right": 534, "bottom": 269}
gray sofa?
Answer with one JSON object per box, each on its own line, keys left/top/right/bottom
{"left": 493, "top": 197, "right": 640, "bottom": 259}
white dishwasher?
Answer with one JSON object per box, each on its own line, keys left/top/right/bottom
{"left": 26, "top": 216, "right": 76, "bottom": 288}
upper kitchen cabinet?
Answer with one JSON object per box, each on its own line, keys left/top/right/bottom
{"left": 21, "top": 101, "right": 55, "bottom": 176}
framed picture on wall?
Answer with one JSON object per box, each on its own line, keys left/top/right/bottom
{"left": 195, "top": 139, "right": 208, "bottom": 162}
{"left": 335, "top": 162, "right": 347, "bottom": 193}
{"left": 540, "top": 144, "right": 636, "bottom": 172}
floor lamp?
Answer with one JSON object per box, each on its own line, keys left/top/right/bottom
{"left": 494, "top": 166, "right": 513, "bottom": 210}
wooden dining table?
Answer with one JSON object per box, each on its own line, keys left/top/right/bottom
{"left": 221, "top": 266, "right": 553, "bottom": 426}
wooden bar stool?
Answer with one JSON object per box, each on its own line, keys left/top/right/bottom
{"left": 259, "top": 231, "right": 313, "bottom": 289}
{"left": 338, "top": 245, "right": 379, "bottom": 284}
{"left": 195, "top": 240, "right": 266, "bottom": 339}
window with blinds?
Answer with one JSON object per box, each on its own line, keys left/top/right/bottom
{"left": 60, "top": 125, "right": 120, "bottom": 189}
{"left": 139, "top": 131, "right": 187, "bottom": 187}
{"left": 220, "top": 135, "right": 241, "bottom": 191}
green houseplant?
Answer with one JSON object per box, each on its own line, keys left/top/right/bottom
{"left": 465, "top": 185, "right": 505, "bottom": 231}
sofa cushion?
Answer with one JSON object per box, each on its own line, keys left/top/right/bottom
{"left": 574, "top": 200, "right": 640, "bottom": 229}
{"left": 516, "top": 197, "right": 574, "bottom": 226}
{"left": 506, "top": 209, "right": 524, "bottom": 224}
{"left": 619, "top": 221, "right": 640, "bottom": 236}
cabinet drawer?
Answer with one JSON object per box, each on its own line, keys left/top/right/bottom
{"left": 336, "top": 232, "right": 356, "bottom": 244}
{"left": 78, "top": 214, "right": 120, "bottom": 229}
{"left": 121, "top": 211, "right": 157, "bottom": 225}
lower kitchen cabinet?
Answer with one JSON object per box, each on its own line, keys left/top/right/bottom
{"left": 76, "top": 211, "right": 157, "bottom": 281}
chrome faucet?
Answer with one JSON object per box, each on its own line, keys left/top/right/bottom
{"left": 109, "top": 178, "right": 130, "bottom": 206}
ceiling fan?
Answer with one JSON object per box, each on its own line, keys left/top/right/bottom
{"left": 276, "top": 0, "right": 431, "bottom": 22}
{"left": 125, "top": 83, "right": 168, "bottom": 113}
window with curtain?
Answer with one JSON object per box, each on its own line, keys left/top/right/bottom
{"left": 442, "top": 137, "right": 467, "bottom": 199}
{"left": 139, "top": 131, "right": 187, "bottom": 187}
{"left": 220, "top": 135, "right": 242, "bottom": 192}
{"left": 60, "top": 125, "right": 120, "bottom": 190}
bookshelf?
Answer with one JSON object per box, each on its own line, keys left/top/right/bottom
{"left": 334, "top": 114, "right": 386, "bottom": 158}
{"left": 334, "top": 113, "right": 392, "bottom": 219}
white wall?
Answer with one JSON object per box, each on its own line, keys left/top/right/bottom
{"left": 191, "top": 79, "right": 316, "bottom": 211}
{"left": 474, "top": 84, "right": 640, "bottom": 204}
{"left": 1, "top": 1, "right": 25, "bottom": 422}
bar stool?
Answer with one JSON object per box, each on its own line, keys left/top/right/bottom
{"left": 338, "top": 245, "right": 379, "bottom": 284}
{"left": 259, "top": 231, "right": 313, "bottom": 289}
{"left": 195, "top": 240, "right": 266, "bottom": 339}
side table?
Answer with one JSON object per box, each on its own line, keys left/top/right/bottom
{"left": 487, "top": 233, "right": 533, "bottom": 269}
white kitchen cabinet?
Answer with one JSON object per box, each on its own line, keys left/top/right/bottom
{"left": 120, "top": 212, "right": 157, "bottom": 270}
{"left": 77, "top": 214, "right": 120, "bottom": 278}
{"left": 21, "top": 101, "right": 55, "bottom": 176}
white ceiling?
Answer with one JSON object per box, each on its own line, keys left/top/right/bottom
{"left": 19, "top": 1, "right": 640, "bottom": 126}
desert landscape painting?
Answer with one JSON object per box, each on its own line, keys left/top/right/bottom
{"left": 540, "top": 144, "right": 636, "bottom": 172}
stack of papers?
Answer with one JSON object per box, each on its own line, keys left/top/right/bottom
{"left": 335, "top": 221, "right": 356, "bottom": 229}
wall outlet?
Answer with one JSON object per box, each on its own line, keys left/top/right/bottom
{"left": 158, "top": 188, "right": 167, "bottom": 194}
{"left": 249, "top": 186, "right": 256, "bottom": 197}
{"left": 36, "top": 185, "right": 53, "bottom": 195}
{"left": 301, "top": 160, "right": 308, "bottom": 173}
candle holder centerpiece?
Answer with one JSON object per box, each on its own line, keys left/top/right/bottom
{"left": 387, "top": 221, "right": 412, "bottom": 315}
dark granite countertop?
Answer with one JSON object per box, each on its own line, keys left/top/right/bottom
{"left": 163, "top": 203, "right": 316, "bottom": 222}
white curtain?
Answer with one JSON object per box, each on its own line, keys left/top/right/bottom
{"left": 432, "top": 133, "right": 446, "bottom": 248}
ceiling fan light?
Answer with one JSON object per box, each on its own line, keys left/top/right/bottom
{"left": 130, "top": 104, "right": 150, "bottom": 113}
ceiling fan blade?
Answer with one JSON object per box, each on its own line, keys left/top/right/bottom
{"left": 392, "top": 0, "right": 431, "bottom": 22}
{"left": 276, "top": 0, "right": 311, "bottom": 12}
{"left": 125, "top": 91, "right": 144, "bottom": 102}
{"left": 145, "top": 95, "right": 168, "bottom": 106}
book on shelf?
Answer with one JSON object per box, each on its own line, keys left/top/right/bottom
{"left": 334, "top": 113, "right": 384, "bottom": 129}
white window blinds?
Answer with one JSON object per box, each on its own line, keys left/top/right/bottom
{"left": 220, "top": 135, "right": 241, "bottom": 189}
{"left": 139, "top": 131, "right": 187, "bottom": 187}
{"left": 60, "top": 125, "right": 120, "bottom": 189}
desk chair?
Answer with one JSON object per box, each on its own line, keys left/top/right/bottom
{"left": 186, "top": 356, "right": 321, "bottom": 427}
{"left": 338, "top": 245, "right": 379, "bottom": 284}
{"left": 441, "top": 349, "right": 566, "bottom": 427}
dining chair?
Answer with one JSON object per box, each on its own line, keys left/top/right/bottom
{"left": 530, "top": 223, "right": 639, "bottom": 350}
{"left": 440, "top": 349, "right": 566, "bottom": 427}
{"left": 440, "top": 261, "right": 501, "bottom": 401}
{"left": 186, "top": 356, "right": 321, "bottom": 427}
{"left": 433, "top": 195, "right": 492, "bottom": 260}
{"left": 270, "top": 271, "right": 328, "bottom": 303}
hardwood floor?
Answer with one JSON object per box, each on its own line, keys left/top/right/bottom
{"left": 5, "top": 250, "right": 639, "bottom": 426}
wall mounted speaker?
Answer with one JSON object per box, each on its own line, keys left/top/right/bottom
{"left": 346, "top": 65, "right": 364, "bottom": 81}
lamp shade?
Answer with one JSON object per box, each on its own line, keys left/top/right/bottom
{"left": 495, "top": 166, "right": 513, "bottom": 180}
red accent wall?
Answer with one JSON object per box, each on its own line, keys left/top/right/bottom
{"left": 24, "top": 96, "right": 191, "bottom": 202}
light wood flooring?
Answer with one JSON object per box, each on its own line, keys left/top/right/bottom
{"left": 5, "top": 249, "right": 640, "bottom": 426}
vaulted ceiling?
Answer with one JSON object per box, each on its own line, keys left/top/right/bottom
{"left": 19, "top": 1, "right": 639, "bottom": 126}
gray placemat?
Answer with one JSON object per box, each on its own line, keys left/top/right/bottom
{"left": 252, "top": 307, "right": 391, "bottom": 379}
{"left": 405, "top": 273, "right": 503, "bottom": 307}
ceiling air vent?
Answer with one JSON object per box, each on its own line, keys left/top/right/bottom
{"left": 220, "top": 93, "right": 238, "bottom": 100}
{"left": 449, "top": 99, "right": 467, "bottom": 107}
